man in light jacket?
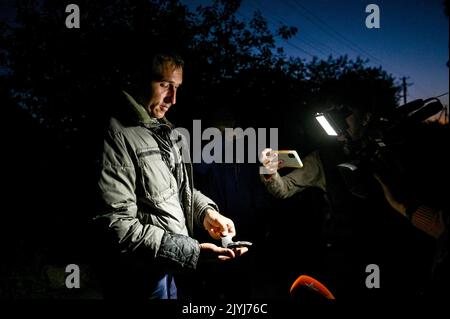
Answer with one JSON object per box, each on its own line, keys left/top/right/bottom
{"left": 93, "top": 51, "right": 247, "bottom": 299}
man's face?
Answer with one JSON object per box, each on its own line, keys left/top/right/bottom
{"left": 337, "top": 109, "right": 368, "bottom": 142}
{"left": 146, "top": 63, "right": 183, "bottom": 119}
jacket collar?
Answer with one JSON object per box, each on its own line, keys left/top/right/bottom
{"left": 121, "top": 90, "right": 173, "bottom": 129}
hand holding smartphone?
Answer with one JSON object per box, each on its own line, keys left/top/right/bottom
{"left": 273, "top": 150, "right": 303, "bottom": 168}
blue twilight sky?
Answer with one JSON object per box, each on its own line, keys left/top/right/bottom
{"left": 183, "top": 0, "right": 449, "bottom": 107}
{"left": 0, "top": 0, "right": 448, "bottom": 106}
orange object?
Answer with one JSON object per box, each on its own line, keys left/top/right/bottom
{"left": 290, "top": 275, "right": 336, "bottom": 299}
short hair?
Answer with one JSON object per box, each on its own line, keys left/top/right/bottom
{"left": 150, "top": 52, "right": 184, "bottom": 81}
{"left": 124, "top": 50, "right": 184, "bottom": 93}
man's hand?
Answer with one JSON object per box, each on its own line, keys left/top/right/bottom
{"left": 199, "top": 243, "right": 248, "bottom": 263}
{"left": 203, "top": 208, "right": 236, "bottom": 240}
{"left": 199, "top": 243, "right": 236, "bottom": 262}
{"left": 259, "top": 148, "right": 284, "bottom": 176}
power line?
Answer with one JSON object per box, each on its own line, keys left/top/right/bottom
{"left": 286, "top": 0, "right": 434, "bottom": 99}
{"left": 239, "top": 2, "right": 318, "bottom": 59}
{"left": 248, "top": 0, "right": 357, "bottom": 59}
{"left": 286, "top": 0, "right": 369, "bottom": 60}
{"left": 284, "top": 39, "right": 318, "bottom": 58}
{"left": 292, "top": 0, "right": 385, "bottom": 63}
{"left": 295, "top": 36, "right": 333, "bottom": 58}
{"left": 297, "top": 33, "right": 343, "bottom": 57}
{"left": 247, "top": 0, "right": 340, "bottom": 58}
{"left": 238, "top": 0, "right": 438, "bottom": 101}
{"left": 435, "top": 92, "right": 449, "bottom": 98}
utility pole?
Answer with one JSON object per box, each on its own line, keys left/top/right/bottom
{"left": 402, "top": 76, "right": 407, "bottom": 104}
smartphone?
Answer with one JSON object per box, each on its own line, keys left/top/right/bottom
{"left": 274, "top": 150, "right": 303, "bottom": 168}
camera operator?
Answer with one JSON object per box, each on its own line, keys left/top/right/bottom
{"left": 260, "top": 93, "right": 450, "bottom": 299}
{"left": 374, "top": 116, "right": 449, "bottom": 299}
{"left": 260, "top": 0, "right": 449, "bottom": 300}
{"left": 259, "top": 102, "right": 397, "bottom": 299}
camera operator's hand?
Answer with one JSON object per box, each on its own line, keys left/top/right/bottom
{"left": 374, "top": 174, "right": 407, "bottom": 217}
{"left": 259, "top": 148, "right": 284, "bottom": 177}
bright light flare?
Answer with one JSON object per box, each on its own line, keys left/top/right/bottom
{"left": 315, "top": 114, "right": 338, "bottom": 136}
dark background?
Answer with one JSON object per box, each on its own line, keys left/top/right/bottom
{"left": 0, "top": 0, "right": 448, "bottom": 302}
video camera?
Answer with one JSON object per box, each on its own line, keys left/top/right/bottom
{"left": 314, "top": 97, "right": 445, "bottom": 199}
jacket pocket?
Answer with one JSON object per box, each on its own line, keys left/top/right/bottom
{"left": 137, "top": 147, "right": 176, "bottom": 204}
